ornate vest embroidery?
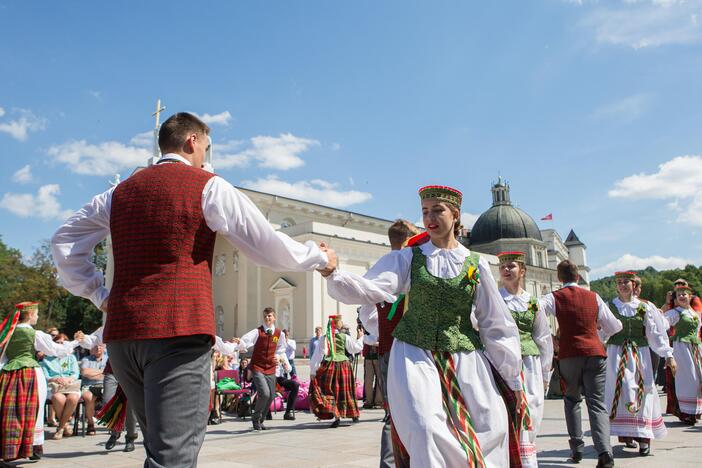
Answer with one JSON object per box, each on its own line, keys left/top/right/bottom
{"left": 509, "top": 297, "right": 540, "bottom": 356}
{"left": 608, "top": 302, "right": 648, "bottom": 347}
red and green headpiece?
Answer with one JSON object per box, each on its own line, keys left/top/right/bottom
{"left": 614, "top": 271, "right": 636, "bottom": 281}
{"left": 15, "top": 301, "right": 39, "bottom": 313}
{"left": 675, "top": 284, "right": 693, "bottom": 295}
{"left": 497, "top": 251, "right": 526, "bottom": 264}
{"left": 418, "top": 185, "right": 462, "bottom": 209}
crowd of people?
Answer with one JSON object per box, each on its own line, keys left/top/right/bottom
{"left": 1, "top": 112, "right": 700, "bottom": 467}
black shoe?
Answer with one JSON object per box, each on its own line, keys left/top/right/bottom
{"left": 252, "top": 420, "right": 262, "bottom": 431}
{"left": 570, "top": 450, "right": 583, "bottom": 463}
{"left": 624, "top": 440, "right": 637, "bottom": 449}
{"left": 283, "top": 411, "right": 295, "bottom": 421}
{"left": 29, "top": 444, "right": 43, "bottom": 460}
{"left": 260, "top": 423, "right": 269, "bottom": 430}
{"left": 596, "top": 452, "right": 614, "bottom": 468}
{"left": 124, "top": 440, "right": 136, "bottom": 452}
{"left": 352, "top": 416, "right": 359, "bottom": 423}
{"left": 330, "top": 419, "right": 340, "bottom": 428}
{"left": 105, "top": 433, "right": 119, "bottom": 450}
{"left": 265, "top": 412, "right": 272, "bottom": 421}
{"left": 638, "top": 443, "right": 650, "bottom": 456}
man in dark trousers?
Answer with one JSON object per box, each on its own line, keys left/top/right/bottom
{"left": 539, "top": 260, "right": 622, "bottom": 468}
{"left": 51, "top": 112, "right": 335, "bottom": 467}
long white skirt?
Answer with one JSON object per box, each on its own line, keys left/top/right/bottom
{"left": 605, "top": 344, "right": 666, "bottom": 439}
{"left": 520, "top": 355, "right": 544, "bottom": 468}
{"left": 33, "top": 367, "right": 47, "bottom": 446}
{"left": 672, "top": 341, "right": 702, "bottom": 416}
{"left": 387, "top": 340, "right": 509, "bottom": 467}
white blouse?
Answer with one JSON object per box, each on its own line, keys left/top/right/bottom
{"left": 326, "top": 241, "right": 522, "bottom": 390}
{"left": 499, "top": 288, "right": 554, "bottom": 378}
{"left": 309, "top": 332, "right": 365, "bottom": 376}
{"left": 612, "top": 297, "right": 673, "bottom": 359}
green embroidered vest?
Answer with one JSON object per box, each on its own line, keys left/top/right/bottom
{"left": 510, "top": 298, "right": 540, "bottom": 356}
{"left": 672, "top": 309, "right": 701, "bottom": 345}
{"left": 2, "top": 326, "right": 39, "bottom": 371}
{"left": 392, "top": 247, "right": 483, "bottom": 353}
{"left": 325, "top": 332, "right": 350, "bottom": 362}
{"left": 607, "top": 303, "right": 648, "bottom": 347}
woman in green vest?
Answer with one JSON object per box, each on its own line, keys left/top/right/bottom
{"left": 604, "top": 271, "right": 675, "bottom": 456}
{"left": 497, "top": 251, "right": 553, "bottom": 467}
{"left": 0, "top": 302, "right": 78, "bottom": 462}
{"left": 309, "top": 315, "right": 365, "bottom": 428}
{"left": 664, "top": 284, "right": 702, "bottom": 425}
{"left": 324, "top": 185, "right": 522, "bottom": 467}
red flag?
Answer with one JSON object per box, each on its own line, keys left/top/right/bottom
{"left": 540, "top": 213, "right": 553, "bottom": 221}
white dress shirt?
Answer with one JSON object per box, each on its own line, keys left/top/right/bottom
{"left": 238, "top": 325, "right": 287, "bottom": 355}
{"left": 539, "top": 283, "right": 623, "bottom": 342}
{"left": 50, "top": 153, "right": 328, "bottom": 309}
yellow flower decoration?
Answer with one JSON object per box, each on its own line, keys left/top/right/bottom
{"left": 465, "top": 266, "right": 480, "bottom": 286}
{"left": 273, "top": 336, "right": 279, "bottom": 344}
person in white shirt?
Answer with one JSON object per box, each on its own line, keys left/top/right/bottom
{"left": 282, "top": 329, "right": 297, "bottom": 378}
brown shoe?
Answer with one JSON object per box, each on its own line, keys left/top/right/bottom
{"left": 52, "top": 428, "right": 64, "bottom": 440}
{"left": 63, "top": 425, "right": 73, "bottom": 437}
{"left": 87, "top": 424, "right": 96, "bottom": 436}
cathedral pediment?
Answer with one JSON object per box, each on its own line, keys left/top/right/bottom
{"left": 269, "top": 277, "right": 296, "bottom": 292}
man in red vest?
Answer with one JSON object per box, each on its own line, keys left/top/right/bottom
{"left": 539, "top": 260, "right": 622, "bottom": 468}
{"left": 236, "top": 307, "right": 288, "bottom": 430}
{"left": 51, "top": 112, "right": 335, "bottom": 467}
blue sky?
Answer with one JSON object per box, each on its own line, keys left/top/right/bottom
{"left": 2, "top": 1, "right": 702, "bottom": 278}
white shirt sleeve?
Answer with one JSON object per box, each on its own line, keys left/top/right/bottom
{"left": 358, "top": 304, "right": 379, "bottom": 337}
{"left": 79, "top": 327, "right": 104, "bottom": 349}
{"left": 539, "top": 293, "right": 556, "bottom": 317}
{"left": 34, "top": 331, "right": 79, "bottom": 358}
{"left": 238, "top": 328, "right": 259, "bottom": 352}
{"left": 647, "top": 303, "right": 670, "bottom": 332}
{"left": 310, "top": 337, "right": 325, "bottom": 376}
{"left": 202, "top": 177, "right": 328, "bottom": 272}
{"left": 664, "top": 309, "right": 680, "bottom": 327}
{"left": 533, "top": 307, "right": 554, "bottom": 378}
{"left": 214, "top": 336, "right": 239, "bottom": 357}
{"left": 345, "top": 334, "right": 364, "bottom": 355}
{"left": 644, "top": 303, "right": 674, "bottom": 359}
{"left": 51, "top": 188, "right": 114, "bottom": 308}
{"left": 596, "top": 294, "right": 623, "bottom": 341}
{"left": 276, "top": 332, "right": 288, "bottom": 355}
{"left": 473, "top": 257, "right": 522, "bottom": 391}
{"left": 326, "top": 249, "right": 411, "bottom": 306}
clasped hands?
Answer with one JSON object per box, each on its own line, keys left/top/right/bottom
{"left": 317, "top": 241, "right": 337, "bottom": 278}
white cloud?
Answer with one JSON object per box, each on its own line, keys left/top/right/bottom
{"left": 214, "top": 133, "right": 320, "bottom": 171}
{"left": 574, "top": 0, "right": 702, "bottom": 49}
{"left": 241, "top": 176, "right": 372, "bottom": 208}
{"left": 195, "top": 111, "right": 232, "bottom": 126}
{"left": 608, "top": 155, "right": 702, "bottom": 199}
{"left": 590, "top": 94, "right": 651, "bottom": 123}
{"left": 461, "top": 212, "right": 480, "bottom": 229}
{"left": 0, "top": 184, "right": 73, "bottom": 221}
{"left": 0, "top": 107, "right": 5, "bottom": 118}
{"left": 677, "top": 192, "right": 702, "bottom": 226}
{"left": 0, "top": 108, "right": 47, "bottom": 141}
{"left": 129, "top": 130, "right": 154, "bottom": 147}
{"left": 12, "top": 165, "right": 33, "bottom": 183}
{"left": 591, "top": 253, "right": 694, "bottom": 278}
{"left": 47, "top": 140, "right": 151, "bottom": 176}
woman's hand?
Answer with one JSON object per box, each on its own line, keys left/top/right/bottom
{"left": 317, "top": 242, "right": 337, "bottom": 278}
{"left": 665, "top": 356, "right": 677, "bottom": 377}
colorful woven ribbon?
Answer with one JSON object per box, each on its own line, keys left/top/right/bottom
{"left": 691, "top": 343, "right": 702, "bottom": 381}
{"left": 325, "top": 317, "right": 337, "bottom": 359}
{"left": 519, "top": 367, "right": 533, "bottom": 432}
{"left": 0, "top": 310, "right": 20, "bottom": 348}
{"left": 387, "top": 294, "right": 406, "bottom": 321}
{"left": 432, "top": 351, "right": 486, "bottom": 468}
{"left": 610, "top": 340, "right": 644, "bottom": 420}
{"left": 96, "top": 385, "right": 128, "bottom": 432}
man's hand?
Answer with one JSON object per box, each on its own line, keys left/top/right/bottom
{"left": 666, "top": 356, "right": 677, "bottom": 377}
{"left": 74, "top": 331, "right": 85, "bottom": 341}
{"left": 317, "top": 242, "right": 337, "bottom": 278}
{"left": 230, "top": 337, "right": 240, "bottom": 344}
{"left": 99, "top": 299, "right": 109, "bottom": 314}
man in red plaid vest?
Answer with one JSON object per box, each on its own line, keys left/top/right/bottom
{"left": 52, "top": 112, "right": 336, "bottom": 467}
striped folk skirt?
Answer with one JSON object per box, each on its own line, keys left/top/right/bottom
{"left": 0, "top": 367, "right": 39, "bottom": 461}
{"left": 309, "top": 359, "right": 359, "bottom": 420}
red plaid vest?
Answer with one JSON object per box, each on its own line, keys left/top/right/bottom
{"left": 553, "top": 286, "right": 605, "bottom": 359}
{"left": 104, "top": 162, "right": 217, "bottom": 342}
{"left": 251, "top": 327, "right": 281, "bottom": 375}
{"left": 377, "top": 299, "right": 405, "bottom": 355}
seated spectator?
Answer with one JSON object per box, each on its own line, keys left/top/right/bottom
{"left": 80, "top": 344, "right": 107, "bottom": 435}
{"left": 40, "top": 333, "right": 81, "bottom": 439}
{"left": 283, "top": 329, "right": 297, "bottom": 377}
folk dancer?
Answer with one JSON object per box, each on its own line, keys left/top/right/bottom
{"left": 0, "top": 302, "right": 78, "bottom": 462}
{"left": 324, "top": 185, "right": 522, "bottom": 467}
{"left": 605, "top": 271, "right": 676, "bottom": 456}
{"left": 497, "top": 251, "right": 554, "bottom": 468}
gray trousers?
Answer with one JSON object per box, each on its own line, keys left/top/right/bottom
{"left": 251, "top": 371, "right": 276, "bottom": 423}
{"left": 107, "top": 334, "right": 212, "bottom": 468}
{"left": 364, "top": 357, "right": 383, "bottom": 407}
{"left": 378, "top": 353, "right": 395, "bottom": 468}
{"left": 103, "top": 372, "right": 137, "bottom": 440}
{"left": 559, "top": 356, "right": 612, "bottom": 457}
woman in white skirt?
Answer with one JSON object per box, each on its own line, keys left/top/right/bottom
{"left": 605, "top": 271, "right": 675, "bottom": 456}
{"left": 664, "top": 284, "right": 702, "bottom": 425}
{"left": 497, "top": 251, "right": 553, "bottom": 467}
{"left": 323, "top": 185, "right": 522, "bottom": 467}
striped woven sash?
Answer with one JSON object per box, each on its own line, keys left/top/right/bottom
{"left": 610, "top": 340, "right": 645, "bottom": 420}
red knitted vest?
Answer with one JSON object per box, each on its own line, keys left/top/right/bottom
{"left": 251, "top": 327, "right": 281, "bottom": 375}
{"left": 104, "top": 163, "right": 217, "bottom": 342}
{"left": 553, "top": 287, "right": 605, "bottom": 359}
{"left": 377, "top": 299, "right": 405, "bottom": 355}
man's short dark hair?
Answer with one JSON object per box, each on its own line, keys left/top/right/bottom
{"left": 158, "top": 112, "right": 210, "bottom": 153}
{"left": 262, "top": 307, "right": 276, "bottom": 316}
{"left": 557, "top": 260, "right": 580, "bottom": 284}
{"left": 388, "top": 219, "right": 420, "bottom": 249}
